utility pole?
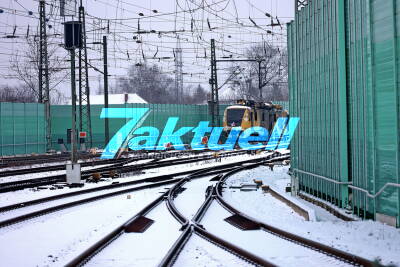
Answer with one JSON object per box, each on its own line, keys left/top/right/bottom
{"left": 64, "top": 20, "right": 82, "bottom": 185}
{"left": 78, "top": 1, "right": 92, "bottom": 148}
{"left": 209, "top": 39, "right": 219, "bottom": 127}
{"left": 174, "top": 37, "right": 183, "bottom": 104}
{"left": 39, "top": 0, "right": 51, "bottom": 150}
{"left": 258, "top": 60, "right": 268, "bottom": 100}
{"left": 258, "top": 61, "right": 263, "bottom": 99}
{"left": 103, "top": 35, "right": 110, "bottom": 145}
{"left": 70, "top": 50, "right": 78, "bottom": 164}
{"left": 209, "top": 45, "right": 265, "bottom": 125}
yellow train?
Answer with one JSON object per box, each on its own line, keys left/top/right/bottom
{"left": 223, "top": 99, "right": 288, "bottom": 133}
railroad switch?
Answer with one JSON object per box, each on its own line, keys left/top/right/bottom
{"left": 261, "top": 185, "right": 270, "bottom": 192}
{"left": 253, "top": 179, "right": 263, "bottom": 187}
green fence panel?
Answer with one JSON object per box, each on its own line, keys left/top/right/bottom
{"left": 0, "top": 102, "right": 46, "bottom": 157}
{"left": 289, "top": 0, "right": 400, "bottom": 226}
{"left": 52, "top": 104, "right": 223, "bottom": 149}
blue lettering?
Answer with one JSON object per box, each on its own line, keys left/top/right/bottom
{"left": 157, "top": 117, "right": 193, "bottom": 150}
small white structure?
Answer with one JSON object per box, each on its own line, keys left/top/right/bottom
{"left": 68, "top": 93, "right": 147, "bottom": 105}
{"left": 66, "top": 163, "right": 82, "bottom": 184}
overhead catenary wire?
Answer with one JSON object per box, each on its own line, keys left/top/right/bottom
{"left": 0, "top": 0, "right": 289, "bottom": 95}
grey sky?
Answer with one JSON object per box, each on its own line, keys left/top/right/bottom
{"left": 0, "top": 0, "right": 294, "bottom": 99}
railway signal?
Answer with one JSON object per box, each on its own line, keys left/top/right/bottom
{"left": 64, "top": 20, "right": 83, "bottom": 185}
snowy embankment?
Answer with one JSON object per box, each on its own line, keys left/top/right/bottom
{"left": 222, "top": 165, "right": 400, "bottom": 266}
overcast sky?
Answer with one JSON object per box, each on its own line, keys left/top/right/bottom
{"left": 0, "top": 0, "right": 295, "bottom": 99}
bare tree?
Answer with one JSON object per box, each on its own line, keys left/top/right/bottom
{"left": 116, "top": 63, "right": 205, "bottom": 104}
{"left": 226, "top": 42, "right": 288, "bottom": 102}
{"left": 9, "top": 36, "right": 68, "bottom": 104}
{"left": 0, "top": 84, "right": 37, "bottom": 103}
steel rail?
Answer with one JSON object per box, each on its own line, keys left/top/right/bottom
{"left": 0, "top": 148, "right": 215, "bottom": 177}
{"left": 0, "top": 167, "right": 232, "bottom": 214}
{"left": 64, "top": 166, "right": 233, "bottom": 267}
{"left": 0, "top": 149, "right": 248, "bottom": 193}
{"left": 215, "top": 165, "right": 375, "bottom": 267}
{"left": 0, "top": 157, "right": 128, "bottom": 178}
{"left": 64, "top": 191, "right": 167, "bottom": 267}
{"left": 160, "top": 156, "right": 283, "bottom": 267}
{"left": 0, "top": 153, "right": 275, "bottom": 214}
{"left": 0, "top": 178, "right": 178, "bottom": 229}
{"left": 0, "top": 155, "right": 265, "bottom": 228}
{"left": 0, "top": 148, "right": 208, "bottom": 169}
{"left": 0, "top": 152, "right": 101, "bottom": 168}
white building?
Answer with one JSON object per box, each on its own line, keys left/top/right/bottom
{"left": 68, "top": 93, "right": 147, "bottom": 105}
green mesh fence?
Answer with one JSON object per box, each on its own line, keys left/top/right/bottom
{"left": 0, "top": 101, "right": 287, "bottom": 157}
{"left": 0, "top": 102, "right": 46, "bottom": 156}
{"left": 51, "top": 104, "right": 230, "bottom": 149}
{"left": 288, "top": 0, "right": 400, "bottom": 226}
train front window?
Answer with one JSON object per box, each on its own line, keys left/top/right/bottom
{"left": 227, "top": 109, "right": 245, "bottom": 126}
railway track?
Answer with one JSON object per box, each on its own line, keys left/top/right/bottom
{"left": 0, "top": 149, "right": 252, "bottom": 193}
{"left": 0, "top": 157, "right": 127, "bottom": 178}
{"left": 0, "top": 148, "right": 211, "bottom": 175}
{"left": 6, "top": 152, "right": 357, "bottom": 267}
{"left": 159, "top": 168, "right": 277, "bottom": 267}
{"left": 0, "top": 149, "right": 213, "bottom": 169}
{"left": 0, "top": 152, "right": 99, "bottom": 169}
{"left": 6, "top": 152, "right": 358, "bottom": 267}
{"left": 64, "top": 156, "right": 283, "bottom": 267}
{"left": 0, "top": 153, "right": 280, "bottom": 228}
{"left": 210, "top": 164, "right": 375, "bottom": 266}
{"left": 108, "top": 154, "right": 373, "bottom": 267}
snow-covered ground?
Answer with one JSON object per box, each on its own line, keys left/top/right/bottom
{"left": 86, "top": 201, "right": 182, "bottom": 267}
{"left": 222, "top": 165, "right": 400, "bottom": 266}
{"left": 200, "top": 201, "right": 353, "bottom": 267}
{"left": 0, "top": 163, "right": 117, "bottom": 183}
{"left": 2, "top": 151, "right": 398, "bottom": 267}
{"left": 0, "top": 157, "right": 156, "bottom": 184}
{"left": 172, "top": 174, "right": 351, "bottom": 266}
{"left": 174, "top": 175, "right": 217, "bottom": 220}
{"left": 174, "top": 234, "right": 252, "bottom": 267}
{"left": 0, "top": 187, "right": 164, "bottom": 267}
{"left": 0, "top": 179, "right": 169, "bottom": 223}
{"left": 0, "top": 152, "right": 271, "bottom": 208}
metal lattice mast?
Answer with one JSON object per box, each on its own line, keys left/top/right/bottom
{"left": 78, "top": 3, "right": 92, "bottom": 147}
{"left": 210, "top": 39, "right": 219, "bottom": 126}
{"left": 174, "top": 37, "right": 183, "bottom": 104}
{"left": 39, "top": 0, "right": 52, "bottom": 150}
{"left": 295, "top": 0, "right": 309, "bottom": 10}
